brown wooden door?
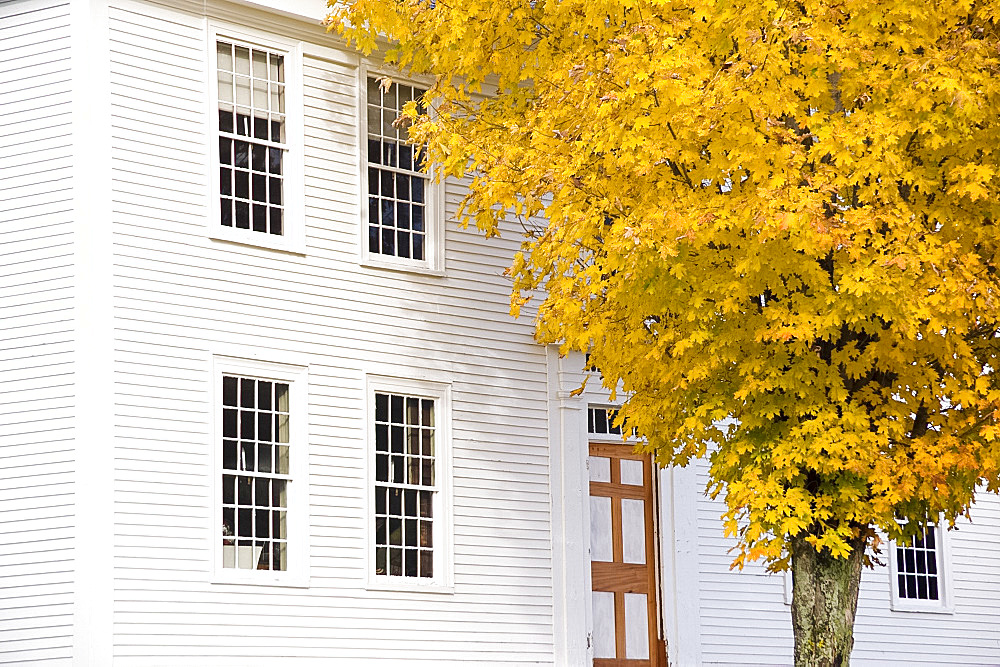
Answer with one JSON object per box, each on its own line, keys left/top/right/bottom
{"left": 588, "top": 443, "right": 666, "bottom": 666}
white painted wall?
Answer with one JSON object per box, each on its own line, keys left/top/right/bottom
{"left": 104, "top": 0, "right": 553, "bottom": 662}
{"left": 0, "top": 1, "right": 76, "bottom": 663}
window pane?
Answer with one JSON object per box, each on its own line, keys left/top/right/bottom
{"left": 419, "top": 550, "right": 433, "bottom": 578}
{"left": 234, "top": 46, "right": 250, "bottom": 74}
{"left": 238, "top": 508, "right": 252, "bottom": 537}
{"left": 253, "top": 204, "right": 267, "bottom": 233}
{"left": 269, "top": 176, "right": 281, "bottom": 205}
{"left": 217, "top": 41, "right": 233, "bottom": 71}
{"left": 235, "top": 201, "right": 250, "bottom": 229}
{"left": 413, "top": 232, "right": 424, "bottom": 261}
{"left": 218, "top": 71, "right": 233, "bottom": 104}
{"left": 420, "top": 520, "right": 432, "bottom": 548}
{"left": 256, "top": 381, "right": 272, "bottom": 410}
{"left": 269, "top": 207, "right": 282, "bottom": 236}
{"left": 235, "top": 75, "right": 251, "bottom": 106}
{"left": 223, "top": 439, "right": 237, "bottom": 470}
{"left": 222, "top": 475, "right": 235, "bottom": 504}
{"left": 238, "top": 476, "right": 252, "bottom": 505}
{"left": 412, "top": 177, "right": 424, "bottom": 204}
{"left": 257, "top": 443, "right": 272, "bottom": 473}
{"left": 412, "top": 204, "right": 424, "bottom": 232}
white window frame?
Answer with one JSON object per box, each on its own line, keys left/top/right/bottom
{"left": 358, "top": 63, "right": 445, "bottom": 275}
{"left": 211, "top": 354, "right": 310, "bottom": 587}
{"left": 365, "top": 375, "right": 453, "bottom": 592}
{"left": 888, "top": 519, "right": 953, "bottom": 613}
{"left": 206, "top": 22, "right": 305, "bottom": 254}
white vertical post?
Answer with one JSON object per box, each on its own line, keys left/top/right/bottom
{"left": 659, "top": 464, "right": 704, "bottom": 665}
{"left": 71, "top": 0, "right": 115, "bottom": 663}
{"left": 548, "top": 347, "right": 590, "bottom": 665}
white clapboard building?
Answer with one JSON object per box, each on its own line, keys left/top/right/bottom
{"left": 4, "top": 0, "right": 1000, "bottom": 664}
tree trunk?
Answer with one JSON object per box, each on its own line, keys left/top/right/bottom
{"left": 789, "top": 534, "right": 865, "bottom": 667}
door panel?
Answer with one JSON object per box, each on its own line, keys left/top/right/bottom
{"left": 589, "top": 443, "right": 665, "bottom": 667}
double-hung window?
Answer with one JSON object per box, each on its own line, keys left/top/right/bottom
{"left": 214, "top": 356, "right": 308, "bottom": 585}
{"left": 209, "top": 27, "right": 303, "bottom": 253}
{"left": 362, "top": 74, "right": 441, "bottom": 271}
{"left": 217, "top": 40, "right": 286, "bottom": 236}
{"left": 368, "top": 377, "right": 451, "bottom": 590}
{"left": 889, "top": 520, "right": 951, "bottom": 612}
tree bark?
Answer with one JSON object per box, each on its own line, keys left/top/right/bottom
{"left": 789, "top": 534, "right": 865, "bottom": 667}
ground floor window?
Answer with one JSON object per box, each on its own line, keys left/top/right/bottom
{"left": 221, "top": 375, "right": 290, "bottom": 571}
{"left": 368, "top": 376, "right": 451, "bottom": 589}
{"left": 890, "top": 520, "right": 950, "bottom": 611}
{"left": 213, "top": 355, "right": 308, "bottom": 585}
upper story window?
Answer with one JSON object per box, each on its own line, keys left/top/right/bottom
{"left": 362, "top": 74, "right": 442, "bottom": 272}
{"left": 368, "top": 377, "right": 452, "bottom": 590}
{"left": 209, "top": 25, "right": 303, "bottom": 254}
{"left": 214, "top": 355, "right": 309, "bottom": 586}
{"left": 889, "top": 520, "right": 951, "bottom": 612}
{"left": 217, "top": 41, "right": 285, "bottom": 236}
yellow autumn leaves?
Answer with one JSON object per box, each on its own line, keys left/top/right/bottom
{"left": 330, "top": 0, "right": 1000, "bottom": 564}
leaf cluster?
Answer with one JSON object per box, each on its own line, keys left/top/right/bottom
{"left": 330, "top": 0, "right": 1000, "bottom": 564}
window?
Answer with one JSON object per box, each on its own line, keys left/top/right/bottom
{"left": 213, "top": 356, "right": 308, "bottom": 585}
{"left": 217, "top": 40, "right": 285, "bottom": 236}
{"left": 209, "top": 26, "right": 303, "bottom": 253}
{"left": 221, "top": 375, "right": 289, "bottom": 571}
{"left": 362, "top": 74, "right": 441, "bottom": 270}
{"left": 368, "top": 377, "right": 451, "bottom": 589}
{"left": 889, "top": 520, "right": 951, "bottom": 612}
{"left": 588, "top": 406, "right": 623, "bottom": 436}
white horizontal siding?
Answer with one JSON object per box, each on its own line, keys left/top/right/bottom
{"left": 107, "top": 1, "right": 552, "bottom": 663}
{"left": 0, "top": 1, "right": 75, "bottom": 664}
{"left": 688, "top": 461, "right": 794, "bottom": 666}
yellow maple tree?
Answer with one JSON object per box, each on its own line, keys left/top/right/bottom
{"left": 330, "top": 0, "right": 1000, "bottom": 663}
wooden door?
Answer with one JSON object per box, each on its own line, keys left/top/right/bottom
{"left": 588, "top": 443, "right": 665, "bottom": 666}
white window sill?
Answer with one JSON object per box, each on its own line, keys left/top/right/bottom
{"left": 361, "top": 257, "right": 445, "bottom": 278}
{"left": 212, "top": 571, "right": 310, "bottom": 589}
{"left": 889, "top": 600, "right": 954, "bottom": 614}
{"left": 209, "top": 227, "right": 306, "bottom": 256}
{"left": 367, "top": 579, "right": 454, "bottom": 595}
